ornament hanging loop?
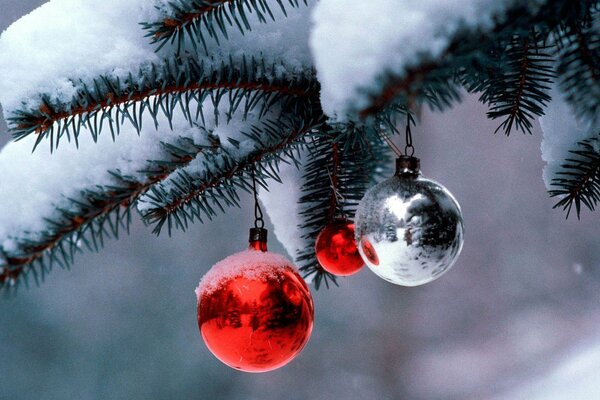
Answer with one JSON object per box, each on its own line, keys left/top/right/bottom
{"left": 375, "top": 107, "right": 416, "bottom": 157}
{"left": 249, "top": 166, "right": 268, "bottom": 251}
{"left": 378, "top": 129, "right": 403, "bottom": 157}
{"left": 404, "top": 111, "right": 415, "bottom": 157}
{"left": 251, "top": 167, "right": 265, "bottom": 229}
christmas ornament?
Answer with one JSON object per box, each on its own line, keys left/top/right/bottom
{"left": 315, "top": 219, "right": 364, "bottom": 276}
{"left": 355, "top": 156, "right": 464, "bottom": 286}
{"left": 196, "top": 171, "right": 313, "bottom": 373}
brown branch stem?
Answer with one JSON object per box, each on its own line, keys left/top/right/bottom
{"left": 156, "top": 1, "right": 233, "bottom": 39}
{"left": 29, "top": 80, "right": 312, "bottom": 134}
{"left": 0, "top": 146, "right": 204, "bottom": 283}
{"left": 574, "top": 23, "right": 599, "bottom": 83}
{"left": 509, "top": 39, "right": 530, "bottom": 121}
{"left": 150, "top": 124, "right": 315, "bottom": 221}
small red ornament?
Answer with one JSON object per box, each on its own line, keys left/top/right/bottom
{"left": 196, "top": 228, "right": 314, "bottom": 373}
{"left": 315, "top": 220, "right": 364, "bottom": 276}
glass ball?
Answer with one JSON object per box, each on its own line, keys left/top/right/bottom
{"left": 315, "top": 220, "right": 364, "bottom": 276}
{"left": 196, "top": 249, "right": 314, "bottom": 373}
{"left": 355, "top": 157, "right": 464, "bottom": 286}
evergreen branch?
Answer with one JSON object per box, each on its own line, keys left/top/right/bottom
{"left": 358, "top": 0, "right": 590, "bottom": 119}
{"left": 556, "top": 14, "right": 600, "bottom": 122}
{"left": 1, "top": 205, "right": 132, "bottom": 291}
{"left": 297, "top": 132, "right": 342, "bottom": 289}
{"left": 549, "top": 135, "right": 600, "bottom": 218}
{"left": 357, "top": 20, "right": 509, "bottom": 118}
{"left": 140, "top": 111, "right": 324, "bottom": 234}
{"left": 358, "top": 29, "right": 499, "bottom": 118}
{"left": 358, "top": 61, "right": 440, "bottom": 119}
{"left": 483, "top": 31, "right": 555, "bottom": 135}
{"left": 421, "top": 76, "right": 464, "bottom": 113}
{"left": 142, "top": 0, "right": 306, "bottom": 53}
{"left": 8, "top": 55, "right": 317, "bottom": 151}
{"left": 296, "top": 120, "right": 392, "bottom": 289}
{"left": 0, "top": 135, "right": 219, "bottom": 291}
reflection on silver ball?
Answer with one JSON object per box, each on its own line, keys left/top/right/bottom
{"left": 355, "top": 157, "right": 464, "bottom": 286}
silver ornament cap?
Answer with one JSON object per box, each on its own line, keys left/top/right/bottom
{"left": 355, "top": 156, "right": 464, "bottom": 286}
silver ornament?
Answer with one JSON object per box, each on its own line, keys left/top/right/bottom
{"left": 355, "top": 156, "right": 464, "bottom": 286}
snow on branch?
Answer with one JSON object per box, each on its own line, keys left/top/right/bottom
{"left": 0, "top": 0, "right": 314, "bottom": 147}
{"left": 0, "top": 97, "right": 277, "bottom": 291}
{"left": 0, "top": 0, "right": 317, "bottom": 290}
{"left": 549, "top": 136, "right": 600, "bottom": 218}
{"left": 310, "top": 0, "right": 551, "bottom": 119}
{"left": 138, "top": 106, "right": 324, "bottom": 234}
{"left": 9, "top": 55, "right": 317, "bottom": 150}
{"left": 541, "top": 87, "right": 599, "bottom": 218}
{"left": 0, "top": 0, "right": 164, "bottom": 117}
{"left": 143, "top": 0, "right": 309, "bottom": 53}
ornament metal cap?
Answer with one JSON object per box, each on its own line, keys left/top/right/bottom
{"left": 395, "top": 156, "right": 421, "bottom": 176}
{"left": 249, "top": 227, "right": 268, "bottom": 243}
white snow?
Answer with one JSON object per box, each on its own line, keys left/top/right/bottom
{"left": 0, "top": 116, "right": 165, "bottom": 256}
{"left": 195, "top": 249, "right": 295, "bottom": 297}
{"left": 310, "top": 0, "right": 546, "bottom": 118}
{"left": 0, "top": 0, "right": 163, "bottom": 115}
{"left": 0, "top": 97, "right": 266, "bottom": 261}
{"left": 0, "top": 0, "right": 316, "bottom": 261}
{"left": 135, "top": 101, "right": 285, "bottom": 214}
{"left": 258, "top": 156, "right": 306, "bottom": 261}
{"left": 184, "top": 1, "right": 314, "bottom": 78}
{"left": 540, "top": 87, "right": 595, "bottom": 189}
{"left": 0, "top": 0, "right": 314, "bottom": 119}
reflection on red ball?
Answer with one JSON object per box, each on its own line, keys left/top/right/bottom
{"left": 197, "top": 261, "right": 314, "bottom": 373}
{"left": 315, "top": 220, "right": 364, "bottom": 276}
{"left": 359, "top": 236, "right": 380, "bottom": 267}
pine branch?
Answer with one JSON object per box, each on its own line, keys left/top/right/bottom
{"left": 1, "top": 207, "right": 130, "bottom": 291}
{"left": 482, "top": 30, "right": 555, "bottom": 135}
{"left": 140, "top": 110, "right": 324, "bottom": 234}
{"left": 549, "top": 135, "right": 600, "bottom": 218}
{"left": 556, "top": 14, "right": 600, "bottom": 123}
{"left": 142, "top": 0, "right": 307, "bottom": 53}
{"left": 8, "top": 55, "right": 317, "bottom": 151}
{"left": 296, "top": 120, "right": 392, "bottom": 289}
{"left": 296, "top": 132, "right": 342, "bottom": 289}
{"left": 358, "top": 0, "right": 590, "bottom": 120}
{"left": 0, "top": 135, "right": 218, "bottom": 291}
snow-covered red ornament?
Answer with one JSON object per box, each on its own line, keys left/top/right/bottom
{"left": 196, "top": 228, "right": 314, "bottom": 373}
{"left": 315, "top": 219, "right": 364, "bottom": 276}
{"left": 355, "top": 156, "right": 464, "bottom": 286}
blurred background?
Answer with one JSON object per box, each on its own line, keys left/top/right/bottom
{"left": 1, "top": 2, "right": 599, "bottom": 399}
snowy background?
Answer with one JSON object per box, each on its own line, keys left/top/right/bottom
{"left": 1, "top": 1, "right": 600, "bottom": 400}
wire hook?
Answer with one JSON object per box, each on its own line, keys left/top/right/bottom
{"left": 251, "top": 167, "right": 265, "bottom": 229}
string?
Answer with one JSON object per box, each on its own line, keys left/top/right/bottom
{"left": 251, "top": 167, "right": 265, "bottom": 229}
{"left": 377, "top": 125, "right": 403, "bottom": 157}
{"left": 404, "top": 111, "right": 415, "bottom": 156}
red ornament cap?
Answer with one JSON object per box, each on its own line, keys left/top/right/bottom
{"left": 315, "top": 220, "right": 364, "bottom": 276}
{"left": 248, "top": 227, "right": 268, "bottom": 252}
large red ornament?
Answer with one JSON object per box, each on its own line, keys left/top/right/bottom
{"left": 196, "top": 229, "right": 314, "bottom": 373}
{"left": 315, "top": 220, "right": 364, "bottom": 276}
